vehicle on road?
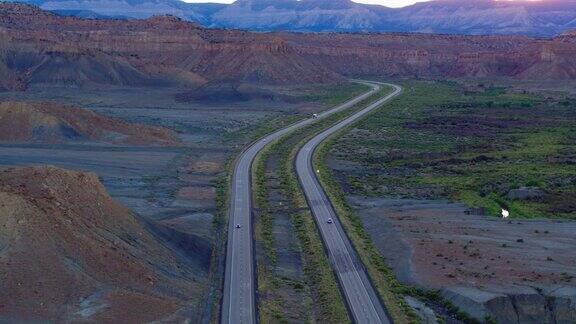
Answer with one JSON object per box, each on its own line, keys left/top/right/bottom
{"left": 236, "top": 224, "right": 241, "bottom": 229}
{"left": 222, "top": 81, "right": 387, "bottom": 324}
{"left": 295, "top": 82, "right": 402, "bottom": 323}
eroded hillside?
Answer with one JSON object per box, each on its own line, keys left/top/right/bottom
{"left": 0, "top": 101, "right": 179, "bottom": 145}
{"left": 0, "top": 166, "right": 205, "bottom": 322}
{"left": 1, "top": 3, "right": 576, "bottom": 89}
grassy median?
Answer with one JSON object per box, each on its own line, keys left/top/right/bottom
{"left": 251, "top": 85, "right": 414, "bottom": 322}
{"left": 258, "top": 137, "right": 350, "bottom": 323}
{"left": 215, "top": 82, "right": 368, "bottom": 322}
{"left": 250, "top": 84, "right": 374, "bottom": 322}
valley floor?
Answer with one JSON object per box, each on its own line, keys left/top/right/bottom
{"left": 0, "top": 82, "right": 363, "bottom": 322}
{"left": 1, "top": 78, "right": 574, "bottom": 323}
{"left": 323, "top": 79, "right": 576, "bottom": 323}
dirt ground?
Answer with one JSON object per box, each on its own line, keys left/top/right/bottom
{"left": 349, "top": 196, "right": 576, "bottom": 322}
{"left": 349, "top": 196, "right": 576, "bottom": 290}
{"left": 0, "top": 83, "right": 335, "bottom": 322}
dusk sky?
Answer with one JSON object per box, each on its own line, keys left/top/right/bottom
{"left": 181, "top": 0, "right": 434, "bottom": 8}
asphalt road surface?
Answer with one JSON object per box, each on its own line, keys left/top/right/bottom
{"left": 221, "top": 81, "right": 384, "bottom": 324}
{"left": 295, "top": 82, "right": 402, "bottom": 324}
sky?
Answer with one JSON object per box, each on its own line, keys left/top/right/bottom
{"left": 180, "top": 0, "right": 434, "bottom": 8}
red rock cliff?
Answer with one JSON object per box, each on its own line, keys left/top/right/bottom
{"left": 1, "top": 3, "right": 575, "bottom": 88}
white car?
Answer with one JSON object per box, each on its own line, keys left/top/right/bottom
{"left": 327, "top": 218, "right": 333, "bottom": 224}
{"left": 312, "top": 113, "right": 319, "bottom": 119}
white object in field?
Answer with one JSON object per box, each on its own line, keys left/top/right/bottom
{"left": 502, "top": 209, "right": 510, "bottom": 218}
{"left": 316, "top": 169, "right": 320, "bottom": 173}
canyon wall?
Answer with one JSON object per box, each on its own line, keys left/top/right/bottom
{"left": 1, "top": 3, "right": 576, "bottom": 89}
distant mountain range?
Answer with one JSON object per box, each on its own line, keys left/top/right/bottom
{"left": 7, "top": 0, "right": 576, "bottom": 36}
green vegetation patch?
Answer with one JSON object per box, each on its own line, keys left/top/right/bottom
{"left": 298, "top": 82, "right": 370, "bottom": 106}
{"left": 253, "top": 144, "right": 312, "bottom": 323}
{"left": 210, "top": 156, "right": 235, "bottom": 323}
{"left": 276, "top": 138, "right": 350, "bottom": 323}
{"left": 331, "top": 81, "right": 576, "bottom": 219}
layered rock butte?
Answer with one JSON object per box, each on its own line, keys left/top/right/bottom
{"left": 1, "top": 3, "right": 576, "bottom": 90}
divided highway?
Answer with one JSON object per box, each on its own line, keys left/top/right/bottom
{"left": 295, "top": 82, "right": 402, "bottom": 323}
{"left": 221, "top": 81, "right": 382, "bottom": 324}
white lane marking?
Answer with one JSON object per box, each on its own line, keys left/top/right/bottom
{"left": 224, "top": 82, "right": 388, "bottom": 324}
{"left": 296, "top": 83, "right": 401, "bottom": 323}
{"left": 305, "top": 163, "right": 381, "bottom": 321}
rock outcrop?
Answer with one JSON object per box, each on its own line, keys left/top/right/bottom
{"left": 442, "top": 285, "right": 576, "bottom": 324}
{"left": 353, "top": 197, "right": 576, "bottom": 324}
{"left": 557, "top": 30, "right": 576, "bottom": 43}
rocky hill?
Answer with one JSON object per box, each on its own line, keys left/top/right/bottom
{"left": 13, "top": 0, "right": 576, "bottom": 37}
{"left": 26, "top": 0, "right": 224, "bottom": 23}
{"left": 0, "top": 166, "right": 203, "bottom": 322}
{"left": 211, "top": 0, "right": 382, "bottom": 32}
{"left": 209, "top": 0, "right": 576, "bottom": 36}
{"left": 382, "top": 0, "right": 576, "bottom": 37}
{"left": 0, "top": 3, "right": 576, "bottom": 87}
{"left": 0, "top": 101, "right": 179, "bottom": 145}
{"left": 557, "top": 29, "right": 576, "bottom": 43}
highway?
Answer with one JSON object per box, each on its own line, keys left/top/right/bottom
{"left": 295, "top": 82, "right": 402, "bottom": 324}
{"left": 221, "top": 81, "right": 383, "bottom": 324}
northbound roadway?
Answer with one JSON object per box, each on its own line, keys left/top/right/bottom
{"left": 295, "top": 82, "right": 402, "bottom": 324}
{"left": 221, "top": 81, "right": 383, "bottom": 324}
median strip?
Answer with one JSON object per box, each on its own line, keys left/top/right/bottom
{"left": 221, "top": 81, "right": 381, "bottom": 323}
{"left": 250, "top": 84, "right": 399, "bottom": 322}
